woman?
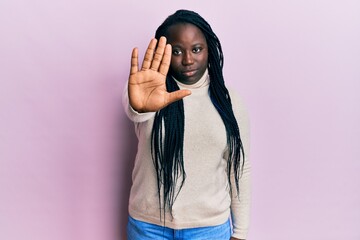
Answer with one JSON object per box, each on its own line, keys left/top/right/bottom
{"left": 123, "top": 9, "right": 251, "bottom": 240}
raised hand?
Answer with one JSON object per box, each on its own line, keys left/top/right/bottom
{"left": 128, "top": 36, "right": 191, "bottom": 113}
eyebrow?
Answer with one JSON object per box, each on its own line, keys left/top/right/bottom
{"left": 171, "top": 43, "right": 206, "bottom": 48}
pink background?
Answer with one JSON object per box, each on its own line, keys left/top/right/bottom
{"left": 1, "top": 1, "right": 359, "bottom": 239}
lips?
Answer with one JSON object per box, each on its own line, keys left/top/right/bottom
{"left": 182, "top": 69, "right": 197, "bottom": 77}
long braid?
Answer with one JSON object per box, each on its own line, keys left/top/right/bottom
{"left": 151, "top": 76, "right": 186, "bottom": 220}
{"left": 152, "top": 9, "right": 245, "bottom": 221}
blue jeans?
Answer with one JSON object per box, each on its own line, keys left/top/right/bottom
{"left": 127, "top": 216, "right": 232, "bottom": 240}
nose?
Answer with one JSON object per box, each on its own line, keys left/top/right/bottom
{"left": 182, "top": 51, "right": 194, "bottom": 66}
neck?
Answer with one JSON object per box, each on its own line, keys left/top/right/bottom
{"left": 172, "top": 69, "right": 209, "bottom": 89}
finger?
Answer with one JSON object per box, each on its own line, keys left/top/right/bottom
{"left": 141, "top": 38, "right": 157, "bottom": 70}
{"left": 165, "top": 90, "right": 192, "bottom": 106}
{"left": 130, "top": 47, "right": 139, "bottom": 75}
{"left": 150, "top": 36, "right": 167, "bottom": 71}
{"left": 158, "top": 43, "right": 172, "bottom": 76}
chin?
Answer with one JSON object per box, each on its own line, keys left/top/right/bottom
{"left": 183, "top": 77, "right": 199, "bottom": 85}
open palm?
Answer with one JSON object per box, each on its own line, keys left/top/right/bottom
{"left": 128, "top": 37, "right": 191, "bottom": 113}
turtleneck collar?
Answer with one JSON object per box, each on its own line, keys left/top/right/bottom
{"left": 172, "top": 69, "right": 209, "bottom": 89}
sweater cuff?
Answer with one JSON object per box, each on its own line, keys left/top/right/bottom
{"left": 232, "top": 229, "right": 248, "bottom": 239}
{"left": 126, "top": 104, "right": 155, "bottom": 123}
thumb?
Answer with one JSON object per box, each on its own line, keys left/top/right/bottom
{"left": 165, "top": 89, "right": 192, "bottom": 106}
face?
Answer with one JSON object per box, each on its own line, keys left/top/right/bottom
{"left": 166, "top": 23, "right": 208, "bottom": 85}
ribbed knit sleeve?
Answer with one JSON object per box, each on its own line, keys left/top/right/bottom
{"left": 228, "top": 89, "right": 251, "bottom": 239}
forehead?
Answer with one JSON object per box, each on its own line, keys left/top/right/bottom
{"left": 166, "top": 23, "right": 206, "bottom": 45}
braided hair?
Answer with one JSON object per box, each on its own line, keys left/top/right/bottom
{"left": 151, "top": 9, "right": 245, "bottom": 220}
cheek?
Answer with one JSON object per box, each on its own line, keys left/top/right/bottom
{"left": 201, "top": 55, "right": 209, "bottom": 67}
{"left": 199, "top": 51, "right": 208, "bottom": 65}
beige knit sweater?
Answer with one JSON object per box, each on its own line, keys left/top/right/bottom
{"left": 123, "top": 70, "right": 251, "bottom": 239}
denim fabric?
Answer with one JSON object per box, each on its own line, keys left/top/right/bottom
{"left": 127, "top": 216, "right": 232, "bottom": 240}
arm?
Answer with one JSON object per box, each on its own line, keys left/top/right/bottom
{"left": 229, "top": 90, "right": 251, "bottom": 240}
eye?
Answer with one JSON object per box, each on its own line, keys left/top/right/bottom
{"left": 172, "top": 49, "right": 182, "bottom": 56}
{"left": 193, "top": 47, "right": 202, "bottom": 53}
